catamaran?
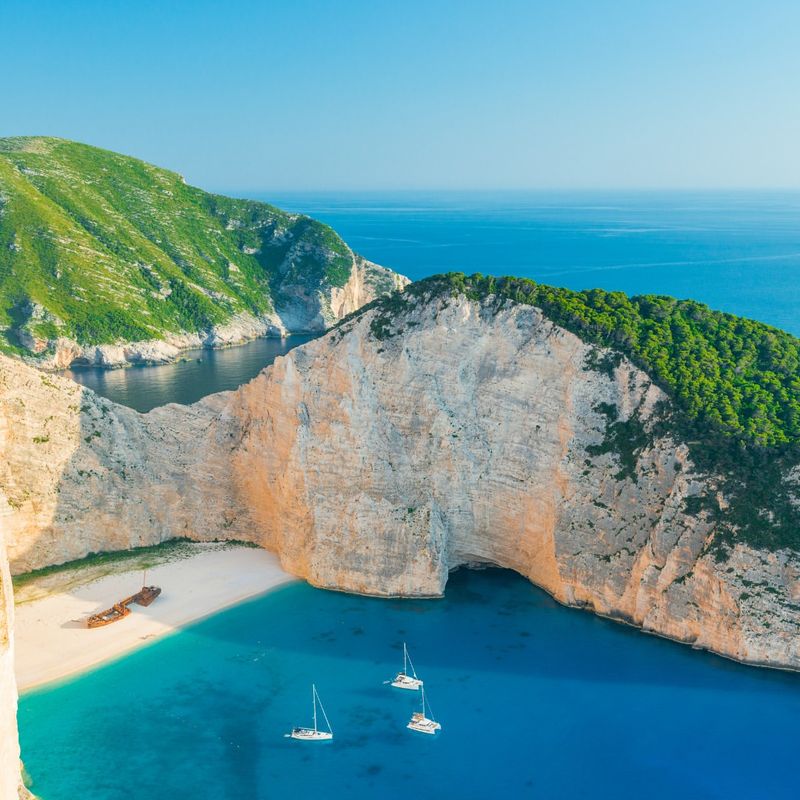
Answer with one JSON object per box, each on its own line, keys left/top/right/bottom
{"left": 407, "top": 685, "right": 441, "bottom": 735}
{"left": 287, "top": 684, "right": 333, "bottom": 741}
{"left": 390, "top": 642, "right": 423, "bottom": 690}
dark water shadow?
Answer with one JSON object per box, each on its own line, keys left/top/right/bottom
{"left": 161, "top": 568, "right": 800, "bottom": 697}
{"left": 65, "top": 334, "right": 318, "bottom": 413}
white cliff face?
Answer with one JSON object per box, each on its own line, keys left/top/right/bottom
{"left": 0, "top": 526, "right": 25, "bottom": 799}
{"left": 274, "top": 257, "right": 410, "bottom": 334}
{"left": 327, "top": 257, "right": 410, "bottom": 322}
{"left": 5, "top": 291, "right": 800, "bottom": 795}
{"left": 0, "top": 360, "right": 259, "bottom": 573}
{"left": 230, "top": 296, "right": 800, "bottom": 668}
{"left": 2, "top": 295, "right": 799, "bottom": 672}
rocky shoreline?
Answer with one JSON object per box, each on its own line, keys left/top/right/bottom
{"left": 3, "top": 290, "right": 800, "bottom": 795}
{"left": 24, "top": 311, "right": 289, "bottom": 371}
{"left": 19, "top": 258, "right": 410, "bottom": 371}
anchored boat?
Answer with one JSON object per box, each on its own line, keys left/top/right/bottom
{"left": 407, "top": 685, "right": 441, "bottom": 735}
{"left": 288, "top": 684, "right": 333, "bottom": 741}
{"left": 390, "top": 642, "right": 423, "bottom": 690}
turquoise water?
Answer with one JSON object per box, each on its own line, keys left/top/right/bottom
{"left": 19, "top": 569, "right": 800, "bottom": 800}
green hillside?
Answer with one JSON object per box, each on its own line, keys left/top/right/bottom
{"left": 354, "top": 272, "right": 800, "bottom": 554}
{"left": 0, "top": 137, "right": 392, "bottom": 352}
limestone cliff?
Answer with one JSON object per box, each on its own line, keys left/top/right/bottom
{"left": 0, "top": 525, "right": 26, "bottom": 798}
{"left": 2, "top": 293, "right": 799, "bottom": 672}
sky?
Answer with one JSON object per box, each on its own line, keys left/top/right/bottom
{"left": 2, "top": 0, "right": 800, "bottom": 192}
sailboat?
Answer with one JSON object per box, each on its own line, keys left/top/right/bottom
{"left": 288, "top": 684, "right": 333, "bottom": 741}
{"left": 407, "top": 685, "right": 441, "bottom": 735}
{"left": 390, "top": 642, "right": 423, "bottom": 690}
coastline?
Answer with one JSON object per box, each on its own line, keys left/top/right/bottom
{"left": 21, "top": 311, "right": 295, "bottom": 372}
{"left": 14, "top": 543, "right": 297, "bottom": 692}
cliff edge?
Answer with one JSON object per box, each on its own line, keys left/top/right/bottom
{"left": 3, "top": 279, "right": 799, "bottom": 671}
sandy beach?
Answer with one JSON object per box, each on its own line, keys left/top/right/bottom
{"left": 14, "top": 543, "right": 296, "bottom": 692}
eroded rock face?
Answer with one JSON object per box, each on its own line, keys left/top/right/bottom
{"left": 0, "top": 360, "right": 260, "bottom": 572}
{"left": 230, "top": 296, "right": 800, "bottom": 669}
{"left": 276, "top": 256, "right": 410, "bottom": 333}
{"left": 2, "top": 295, "right": 799, "bottom": 673}
{"left": 0, "top": 527, "right": 24, "bottom": 799}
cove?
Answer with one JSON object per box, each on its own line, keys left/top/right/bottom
{"left": 18, "top": 569, "right": 800, "bottom": 800}
{"left": 65, "top": 334, "right": 316, "bottom": 412}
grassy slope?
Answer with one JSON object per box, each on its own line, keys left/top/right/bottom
{"left": 351, "top": 272, "right": 800, "bottom": 554}
{"left": 0, "top": 137, "right": 355, "bottom": 350}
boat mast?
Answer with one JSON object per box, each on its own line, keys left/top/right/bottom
{"left": 312, "top": 684, "right": 318, "bottom": 732}
{"left": 317, "top": 690, "right": 333, "bottom": 734}
{"left": 406, "top": 644, "right": 417, "bottom": 679}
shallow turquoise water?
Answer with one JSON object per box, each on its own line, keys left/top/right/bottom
{"left": 19, "top": 569, "right": 800, "bottom": 800}
{"left": 38, "top": 193, "right": 800, "bottom": 797}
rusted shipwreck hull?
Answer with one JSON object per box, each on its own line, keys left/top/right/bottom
{"left": 131, "top": 585, "right": 162, "bottom": 607}
{"left": 86, "top": 602, "right": 131, "bottom": 628}
{"left": 87, "top": 585, "right": 162, "bottom": 629}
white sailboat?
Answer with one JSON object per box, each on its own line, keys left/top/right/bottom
{"left": 390, "top": 642, "right": 423, "bottom": 690}
{"left": 407, "top": 685, "right": 441, "bottom": 735}
{"left": 288, "top": 684, "right": 333, "bottom": 741}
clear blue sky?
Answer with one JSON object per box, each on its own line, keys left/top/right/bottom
{"left": 3, "top": 0, "right": 799, "bottom": 191}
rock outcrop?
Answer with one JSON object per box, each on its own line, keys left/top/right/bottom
{"left": 3, "top": 293, "right": 799, "bottom": 672}
{"left": 21, "top": 259, "right": 409, "bottom": 370}
{"left": 0, "top": 525, "right": 26, "bottom": 798}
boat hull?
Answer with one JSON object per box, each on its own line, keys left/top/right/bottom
{"left": 132, "top": 586, "right": 161, "bottom": 607}
{"left": 86, "top": 585, "right": 161, "bottom": 627}
{"left": 289, "top": 728, "right": 333, "bottom": 741}
{"left": 391, "top": 673, "right": 422, "bottom": 690}
{"left": 86, "top": 603, "right": 130, "bottom": 628}
{"left": 407, "top": 718, "right": 441, "bottom": 735}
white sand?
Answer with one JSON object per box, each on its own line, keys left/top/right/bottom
{"left": 14, "top": 544, "right": 296, "bottom": 692}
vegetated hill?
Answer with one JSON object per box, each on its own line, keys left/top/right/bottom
{"left": 347, "top": 272, "right": 800, "bottom": 554}
{"left": 0, "top": 136, "right": 403, "bottom": 355}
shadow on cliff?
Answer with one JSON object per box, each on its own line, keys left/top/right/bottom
{"left": 10, "top": 379, "right": 134, "bottom": 575}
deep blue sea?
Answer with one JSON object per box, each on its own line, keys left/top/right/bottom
{"left": 265, "top": 190, "right": 800, "bottom": 336}
{"left": 32, "top": 193, "right": 800, "bottom": 798}
{"left": 19, "top": 570, "right": 800, "bottom": 800}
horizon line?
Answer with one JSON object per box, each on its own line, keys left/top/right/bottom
{"left": 212, "top": 185, "right": 800, "bottom": 196}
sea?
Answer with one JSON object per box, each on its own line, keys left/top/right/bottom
{"left": 24, "top": 192, "right": 800, "bottom": 798}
